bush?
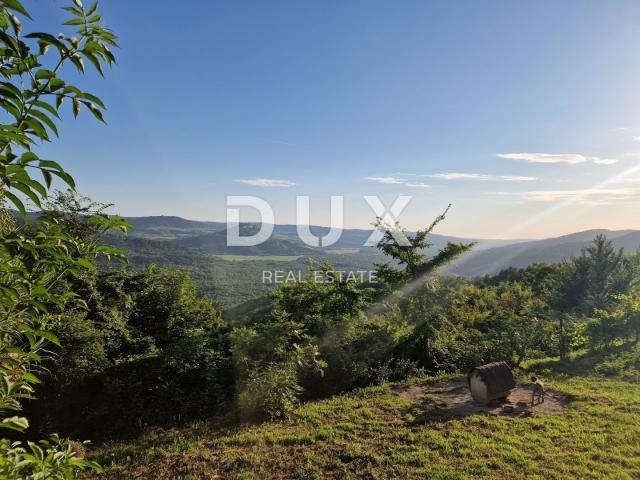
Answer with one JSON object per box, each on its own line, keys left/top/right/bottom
{"left": 594, "top": 345, "right": 640, "bottom": 379}
{"left": 237, "top": 363, "right": 302, "bottom": 422}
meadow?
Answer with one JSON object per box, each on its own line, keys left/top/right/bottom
{"left": 89, "top": 350, "right": 640, "bottom": 479}
{"left": 212, "top": 255, "right": 302, "bottom": 262}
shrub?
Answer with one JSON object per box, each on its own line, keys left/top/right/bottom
{"left": 237, "top": 363, "right": 302, "bottom": 422}
{"left": 594, "top": 345, "right": 640, "bottom": 379}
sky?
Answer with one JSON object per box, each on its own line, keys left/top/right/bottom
{"left": 24, "top": 0, "right": 640, "bottom": 239}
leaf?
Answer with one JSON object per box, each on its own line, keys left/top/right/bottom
{"left": 0, "top": 30, "right": 19, "bottom": 53}
{"left": 49, "top": 77, "right": 65, "bottom": 91}
{"left": 69, "top": 54, "right": 84, "bottom": 73}
{"left": 41, "top": 169, "right": 52, "bottom": 188}
{"left": 2, "top": 0, "right": 32, "bottom": 19}
{"left": 72, "top": 97, "right": 80, "bottom": 117}
{"left": 22, "top": 178, "right": 47, "bottom": 197}
{"left": 19, "top": 151, "right": 38, "bottom": 164}
{"left": 86, "top": 2, "right": 98, "bottom": 15}
{"left": 8, "top": 13, "right": 21, "bottom": 37}
{"left": 73, "top": 0, "right": 84, "bottom": 9}
{"left": 34, "top": 68, "right": 54, "bottom": 80}
{"left": 63, "top": 18, "right": 85, "bottom": 26}
{"left": 51, "top": 169, "right": 76, "bottom": 188}
{"left": 83, "top": 51, "right": 104, "bottom": 76}
{"left": 0, "top": 417, "right": 29, "bottom": 432}
{"left": 24, "top": 32, "right": 65, "bottom": 51}
{"left": 38, "top": 159, "right": 64, "bottom": 171}
{"left": 77, "top": 91, "right": 105, "bottom": 108}
{"left": 62, "top": 6, "right": 83, "bottom": 16}
{"left": 83, "top": 101, "right": 105, "bottom": 123}
{"left": 3, "top": 191, "right": 25, "bottom": 215}
{"left": 12, "top": 182, "right": 42, "bottom": 208}
{"left": 33, "top": 100, "right": 60, "bottom": 118}
{"left": 28, "top": 109, "right": 59, "bottom": 136}
{"left": 33, "top": 329, "right": 61, "bottom": 346}
{"left": 75, "top": 258, "right": 94, "bottom": 269}
{"left": 21, "top": 372, "right": 41, "bottom": 384}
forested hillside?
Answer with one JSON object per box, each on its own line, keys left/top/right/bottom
{"left": 449, "top": 229, "right": 640, "bottom": 276}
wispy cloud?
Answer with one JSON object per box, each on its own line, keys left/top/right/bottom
{"left": 236, "top": 178, "right": 296, "bottom": 187}
{"left": 366, "top": 176, "right": 432, "bottom": 188}
{"left": 498, "top": 152, "right": 587, "bottom": 164}
{"left": 404, "top": 182, "right": 432, "bottom": 188}
{"left": 366, "top": 176, "right": 406, "bottom": 185}
{"left": 499, "top": 161, "right": 640, "bottom": 237}
{"left": 428, "top": 172, "right": 537, "bottom": 181}
{"left": 634, "top": 136, "right": 640, "bottom": 142}
{"left": 591, "top": 157, "right": 618, "bottom": 165}
{"left": 523, "top": 187, "right": 640, "bottom": 205}
{"left": 499, "top": 152, "right": 619, "bottom": 165}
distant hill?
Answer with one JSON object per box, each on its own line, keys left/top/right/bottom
{"left": 174, "top": 224, "right": 319, "bottom": 256}
{"left": 448, "top": 229, "right": 640, "bottom": 277}
{"left": 122, "top": 215, "right": 528, "bottom": 255}
{"left": 32, "top": 213, "right": 640, "bottom": 281}
{"left": 122, "top": 215, "right": 226, "bottom": 240}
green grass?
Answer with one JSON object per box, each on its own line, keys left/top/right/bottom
{"left": 89, "top": 369, "right": 640, "bottom": 479}
{"left": 212, "top": 255, "right": 301, "bottom": 262}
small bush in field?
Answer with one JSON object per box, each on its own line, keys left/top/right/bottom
{"left": 238, "top": 363, "right": 303, "bottom": 422}
{"left": 594, "top": 345, "right": 640, "bottom": 379}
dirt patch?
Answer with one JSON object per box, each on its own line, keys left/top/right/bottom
{"left": 392, "top": 379, "right": 567, "bottom": 416}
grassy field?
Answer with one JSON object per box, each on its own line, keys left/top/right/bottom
{"left": 212, "top": 255, "right": 301, "bottom": 262}
{"left": 90, "top": 360, "right": 640, "bottom": 479}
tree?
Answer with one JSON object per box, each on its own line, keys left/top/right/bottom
{"left": 557, "top": 235, "right": 633, "bottom": 314}
{"left": 373, "top": 205, "right": 474, "bottom": 290}
{"left": 0, "top": 1, "right": 121, "bottom": 476}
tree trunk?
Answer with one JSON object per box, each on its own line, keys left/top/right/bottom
{"left": 559, "top": 316, "right": 566, "bottom": 361}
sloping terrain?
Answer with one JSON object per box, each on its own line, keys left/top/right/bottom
{"left": 448, "top": 229, "right": 640, "bottom": 276}
{"left": 90, "top": 367, "right": 640, "bottom": 479}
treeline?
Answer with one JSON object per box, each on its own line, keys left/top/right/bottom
{"left": 22, "top": 197, "right": 640, "bottom": 442}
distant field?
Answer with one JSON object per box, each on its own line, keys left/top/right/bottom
{"left": 212, "top": 254, "right": 301, "bottom": 262}
{"left": 326, "top": 248, "right": 361, "bottom": 255}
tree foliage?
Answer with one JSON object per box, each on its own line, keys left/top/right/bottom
{"left": 373, "top": 205, "right": 474, "bottom": 289}
{"left": 0, "top": 0, "right": 121, "bottom": 476}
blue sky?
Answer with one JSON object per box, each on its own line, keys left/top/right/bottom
{"left": 27, "top": 0, "right": 640, "bottom": 238}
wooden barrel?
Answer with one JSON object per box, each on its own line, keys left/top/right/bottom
{"left": 467, "top": 361, "right": 515, "bottom": 404}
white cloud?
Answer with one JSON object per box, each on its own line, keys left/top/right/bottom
{"left": 523, "top": 187, "right": 640, "bottom": 205}
{"left": 427, "top": 172, "right": 537, "bottom": 182}
{"left": 404, "top": 182, "right": 432, "bottom": 188}
{"left": 634, "top": 136, "right": 640, "bottom": 142}
{"left": 591, "top": 157, "right": 618, "bottom": 165}
{"left": 498, "top": 153, "right": 587, "bottom": 164}
{"left": 366, "top": 176, "right": 406, "bottom": 185}
{"left": 236, "top": 178, "right": 295, "bottom": 187}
